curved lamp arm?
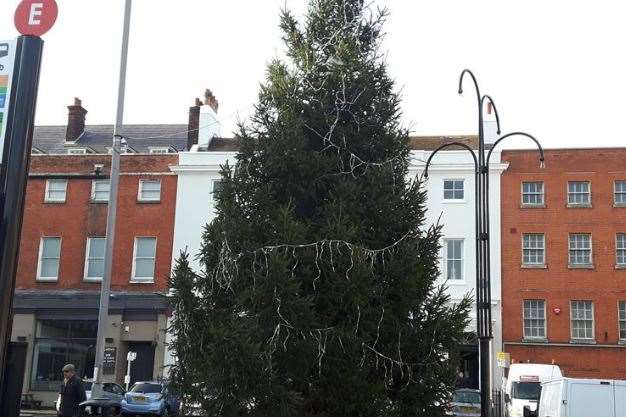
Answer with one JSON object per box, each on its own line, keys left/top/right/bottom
{"left": 459, "top": 69, "right": 481, "bottom": 104}
{"left": 486, "top": 131, "right": 545, "bottom": 167}
{"left": 424, "top": 142, "right": 478, "bottom": 178}
{"left": 481, "top": 94, "right": 501, "bottom": 135}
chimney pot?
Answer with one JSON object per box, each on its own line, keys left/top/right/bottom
{"left": 66, "top": 97, "right": 87, "bottom": 142}
{"left": 203, "top": 89, "right": 219, "bottom": 113}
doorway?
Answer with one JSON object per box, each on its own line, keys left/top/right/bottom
{"left": 126, "top": 342, "right": 155, "bottom": 384}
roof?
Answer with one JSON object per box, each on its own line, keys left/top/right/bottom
{"left": 32, "top": 124, "right": 480, "bottom": 155}
{"left": 33, "top": 124, "right": 189, "bottom": 154}
{"left": 199, "top": 135, "right": 481, "bottom": 153}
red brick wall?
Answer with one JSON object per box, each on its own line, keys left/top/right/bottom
{"left": 501, "top": 148, "right": 626, "bottom": 378}
{"left": 16, "top": 154, "right": 178, "bottom": 292}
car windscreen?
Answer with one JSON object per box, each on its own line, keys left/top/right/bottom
{"left": 130, "top": 383, "right": 162, "bottom": 394}
{"left": 453, "top": 391, "right": 480, "bottom": 404}
{"left": 511, "top": 382, "right": 541, "bottom": 400}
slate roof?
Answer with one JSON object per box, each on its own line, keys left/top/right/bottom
{"left": 32, "top": 124, "right": 480, "bottom": 155}
{"left": 33, "top": 124, "right": 189, "bottom": 154}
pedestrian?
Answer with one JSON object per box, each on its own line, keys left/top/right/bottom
{"left": 58, "top": 364, "right": 86, "bottom": 417}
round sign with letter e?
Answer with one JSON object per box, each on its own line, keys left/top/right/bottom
{"left": 14, "top": 0, "right": 58, "bottom": 37}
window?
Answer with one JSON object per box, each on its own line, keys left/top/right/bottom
{"left": 37, "top": 237, "right": 61, "bottom": 281}
{"left": 132, "top": 237, "right": 157, "bottom": 282}
{"left": 618, "top": 301, "right": 626, "bottom": 340}
{"left": 522, "top": 234, "right": 545, "bottom": 266}
{"left": 522, "top": 182, "right": 544, "bottom": 206}
{"left": 617, "top": 234, "right": 626, "bottom": 267}
{"left": 444, "top": 239, "right": 463, "bottom": 280}
{"left": 569, "top": 234, "right": 592, "bottom": 266}
{"left": 443, "top": 179, "right": 464, "bottom": 200}
{"left": 567, "top": 181, "right": 591, "bottom": 206}
{"left": 149, "top": 147, "right": 170, "bottom": 154}
{"left": 67, "top": 148, "right": 87, "bottom": 155}
{"left": 615, "top": 181, "right": 626, "bottom": 205}
{"left": 523, "top": 300, "right": 546, "bottom": 339}
{"left": 91, "top": 180, "right": 110, "bottom": 202}
{"left": 44, "top": 179, "right": 68, "bottom": 203}
{"left": 138, "top": 179, "right": 161, "bottom": 202}
{"left": 84, "top": 237, "right": 106, "bottom": 281}
{"left": 570, "top": 300, "right": 594, "bottom": 340}
{"left": 212, "top": 179, "right": 224, "bottom": 200}
{"left": 30, "top": 320, "right": 96, "bottom": 391}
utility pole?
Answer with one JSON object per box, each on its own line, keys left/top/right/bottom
{"left": 91, "top": 0, "right": 132, "bottom": 398}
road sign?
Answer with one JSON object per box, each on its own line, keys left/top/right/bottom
{"left": 0, "top": 40, "right": 17, "bottom": 160}
{"left": 127, "top": 351, "right": 137, "bottom": 361}
{"left": 497, "top": 351, "right": 511, "bottom": 368}
{"left": 14, "top": 0, "right": 58, "bottom": 37}
{"left": 103, "top": 346, "right": 117, "bottom": 375}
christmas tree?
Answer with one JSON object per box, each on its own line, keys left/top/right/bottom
{"left": 169, "top": 1, "right": 471, "bottom": 415}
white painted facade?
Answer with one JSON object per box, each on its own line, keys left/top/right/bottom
{"left": 165, "top": 146, "right": 508, "bottom": 388}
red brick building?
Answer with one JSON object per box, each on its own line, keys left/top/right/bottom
{"left": 501, "top": 148, "right": 626, "bottom": 379}
{"left": 8, "top": 96, "right": 204, "bottom": 406}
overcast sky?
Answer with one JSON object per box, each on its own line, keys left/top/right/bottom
{"left": 1, "top": 1, "right": 624, "bottom": 149}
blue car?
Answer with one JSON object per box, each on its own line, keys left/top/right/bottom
{"left": 121, "top": 381, "right": 179, "bottom": 417}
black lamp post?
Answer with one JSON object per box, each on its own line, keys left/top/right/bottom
{"left": 424, "top": 69, "right": 545, "bottom": 417}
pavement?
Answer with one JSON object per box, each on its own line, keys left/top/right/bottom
{"left": 19, "top": 410, "right": 57, "bottom": 417}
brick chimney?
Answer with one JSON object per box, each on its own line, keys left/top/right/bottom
{"left": 187, "top": 97, "right": 202, "bottom": 150}
{"left": 204, "top": 89, "right": 219, "bottom": 113}
{"left": 65, "top": 97, "right": 87, "bottom": 142}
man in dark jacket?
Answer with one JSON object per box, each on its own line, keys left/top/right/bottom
{"left": 58, "top": 364, "right": 86, "bottom": 417}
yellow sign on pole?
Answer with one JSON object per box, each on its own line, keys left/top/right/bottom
{"left": 497, "top": 352, "right": 511, "bottom": 368}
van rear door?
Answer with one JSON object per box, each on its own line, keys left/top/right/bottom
{"left": 567, "top": 380, "right": 614, "bottom": 417}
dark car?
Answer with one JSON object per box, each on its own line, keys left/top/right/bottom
{"left": 121, "top": 381, "right": 179, "bottom": 417}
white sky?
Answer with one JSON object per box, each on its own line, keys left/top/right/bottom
{"left": 1, "top": 0, "right": 624, "bottom": 149}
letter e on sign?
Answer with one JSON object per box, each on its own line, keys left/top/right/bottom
{"left": 14, "top": 0, "right": 58, "bottom": 37}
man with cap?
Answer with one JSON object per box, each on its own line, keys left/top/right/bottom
{"left": 58, "top": 364, "right": 86, "bottom": 417}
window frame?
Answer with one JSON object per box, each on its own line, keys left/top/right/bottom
{"left": 443, "top": 238, "right": 464, "bottom": 281}
{"left": 567, "top": 181, "right": 591, "bottom": 207}
{"left": 570, "top": 300, "right": 595, "bottom": 341}
{"left": 521, "top": 233, "right": 546, "bottom": 267}
{"left": 83, "top": 237, "right": 106, "bottom": 282}
{"left": 568, "top": 233, "right": 593, "bottom": 267}
{"left": 91, "top": 179, "right": 110, "bottom": 203}
{"left": 523, "top": 299, "right": 547, "bottom": 340}
{"left": 616, "top": 234, "right": 626, "bottom": 268}
{"left": 614, "top": 181, "right": 626, "bottom": 206}
{"left": 619, "top": 301, "right": 626, "bottom": 342}
{"left": 44, "top": 178, "right": 68, "bottom": 203}
{"left": 521, "top": 181, "right": 545, "bottom": 207}
{"left": 137, "top": 179, "right": 162, "bottom": 202}
{"left": 148, "top": 147, "right": 171, "bottom": 154}
{"left": 443, "top": 179, "right": 465, "bottom": 202}
{"left": 131, "top": 236, "right": 157, "bottom": 283}
{"left": 211, "top": 179, "right": 224, "bottom": 201}
{"left": 36, "top": 237, "right": 62, "bottom": 282}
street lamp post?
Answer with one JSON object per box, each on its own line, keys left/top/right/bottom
{"left": 424, "top": 69, "right": 545, "bottom": 417}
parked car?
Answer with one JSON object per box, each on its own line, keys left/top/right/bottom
{"left": 121, "top": 381, "right": 180, "bottom": 417}
{"left": 446, "top": 388, "right": 481, "bottom": 417}
{"left": 55, "top": 380, "right": 126, "bottom": 412}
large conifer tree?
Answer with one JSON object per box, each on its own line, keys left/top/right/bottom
{"left": 169, "top": 1, "right": 471, "bottom": 416}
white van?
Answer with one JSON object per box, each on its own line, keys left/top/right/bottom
{"left": 504, "top": 363, "right": 562, "bottom": 417}
{"left": 536, "top": 378, "right": 626, "bottom": 417}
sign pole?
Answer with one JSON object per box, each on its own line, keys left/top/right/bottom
{"left": 0, "top": 34, "right": 44, "bottom": 410}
